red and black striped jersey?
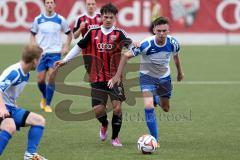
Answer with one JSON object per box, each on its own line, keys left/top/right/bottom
{"left": 77, "top": 26, "right": 132, "bottom": 83}
{"left": 73, "top": 12, "right": 102, "bottom": 37}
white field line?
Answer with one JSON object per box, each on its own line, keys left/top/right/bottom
{"left": 27, "top": 81, "right": 240, "bottom": 86}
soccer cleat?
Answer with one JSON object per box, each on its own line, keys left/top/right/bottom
{"left": 111, "top": 137, "right": 123, "bottom": 147}
{"left": 99, "top": 123, "right": 108, "bottom": 141}
{"left": 43, "top": 106, "right": 52, "bottom": 113}
{"left": 157, "top": 142, "right": 160, "bottom": 148}
{"left": 40, "top": 98, "right": 46, "bottom": 109}
{"left": 24, "top": 152, "right": 48, "bottom": 160}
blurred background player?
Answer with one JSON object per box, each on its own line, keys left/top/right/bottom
{"left": 30, "top": 0, "right": 72, "bottom": 112}
{"left": 55, "top": 3, "right": 135, "bottom": 147}
{"left": 0, "top": 45, "right": 47, "bottom": 160}
{"left": 108, "top": 16, "right": 184, "bottom": 146}
{"left": 73, "top": 0, "right": 102, "bottom": 39}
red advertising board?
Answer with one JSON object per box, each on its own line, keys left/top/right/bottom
{"left": 0, "top": 0, "right": 239, "bottom": 33}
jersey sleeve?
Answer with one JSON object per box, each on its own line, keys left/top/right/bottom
{"left": 60, "top": 16, "right": 71, "bottom": 34}
{"left": 77, "top": 29, "right": 92, "bottom": 49}
{"left": 0, "top": 70, "right": 19, "bottom": 93}
{"left": 130, "top": 40, "right": 150, "bottom": 56}
{"left": 119, "top": 29, "right": 133, "bottom": 49}
{"left": 170, "top": 37, "right": 180, "bottom": 55}
{"left": 73, "top": 17, "right": 81, "bottom": 33}
{"left": 30, "top": 17, "right": 39, "bottom": 35}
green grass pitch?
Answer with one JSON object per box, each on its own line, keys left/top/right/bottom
{"left": 0, "top": 44, "right": 240, "bottom": 160}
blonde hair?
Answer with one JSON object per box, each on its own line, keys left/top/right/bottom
{"left": 22, "top": 44, "right": 43, "bottom": 63}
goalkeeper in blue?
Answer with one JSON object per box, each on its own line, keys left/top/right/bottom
{"left": 108, "top": 16, "right": 184, "bottom": 145}
{"left": 0, "top": 45, "right": 47, "bottom": 160}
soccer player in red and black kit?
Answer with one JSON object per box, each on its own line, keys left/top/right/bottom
{"left": 55, "top": 3, "right": 134, "bottom": 147}
{"left": 73, "top": 0, "right": 102, "bottom": 39}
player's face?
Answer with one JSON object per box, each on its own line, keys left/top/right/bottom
{"left": 101, "top": 13, "right": 116, "bottom": 29}
{"left": 44, "top": 0, "right": 56, "bottom": 14}
{"left": 153, "top": 24, "right": 169, "bottom": 41}
{"left": 86, "top": 0, "right": 96, "bottom": 14}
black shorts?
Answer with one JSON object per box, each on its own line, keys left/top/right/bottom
{"left": 91, "top": 82, "right": 126, "bottom": 107}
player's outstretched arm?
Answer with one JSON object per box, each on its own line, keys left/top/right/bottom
{"left": 55, "top": 45, "right": 82, "bottom": 69}
{"left": 173, "top": 54, "right": 184, "bottom": 81}
{"left": 108, "top": 50, "right": 134, "bottom": 88}
{"left": 0, "top": 92, "right": 10, "bottom": 119}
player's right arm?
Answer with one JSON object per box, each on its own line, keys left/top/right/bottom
{"left": 0, "top": 93, "right": 9, "bottom": 119}
{"left": 108, "top": 47, "right": 141, "bottom": 88}
{"left": 108, "top": 39, "right": 150, "bottom": 88}
{"left": 0, "top": 70, "right": 19, "bottom": 119}
{"left": 29, "top": 16, "right": 39, "bottom": 45}
{"left": 55, "top": 29, "right": 92, "bottom": 68}
{"left": 73, "top": 17, "right": 86, "bottom": 39}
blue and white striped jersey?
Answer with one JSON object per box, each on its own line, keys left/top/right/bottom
{"left": 31, "top": 13, "right": 71, "bottom": 54}
{"left": 0, "top": 63, "right": 29, "bottom": 106}
{"left": 130, "top": 35, "right": 180, "bottom": 78}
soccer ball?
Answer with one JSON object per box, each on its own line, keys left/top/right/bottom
{"left": 137, "top": 134, "right": 158, "bottom": 154}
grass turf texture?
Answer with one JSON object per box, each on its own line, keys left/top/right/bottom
{"left": 0, "top": 45, "right": 239, "bottom": 160}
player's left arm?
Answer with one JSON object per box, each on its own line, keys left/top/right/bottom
{"left": 61, "top": 16, "right": 73, "bottom": 56}
{"left": 173, "top": 54, "right": 184, "bottom": 81}
{"left": 29, "top": 17, "right": 38, "bottom": 45}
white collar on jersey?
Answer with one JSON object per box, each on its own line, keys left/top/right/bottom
{"left": 154, "top": 35, "right": 167, "bottom": 47}
{"left": 85, "top": 12, "right": 97, "bottom": 18}
{"left": 43, "top": 12, "right": 57, "bottom": 18}
{"left": 101, "top": 25, "right": 115, "bottom": 35}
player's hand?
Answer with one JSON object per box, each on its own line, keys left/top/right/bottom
{"left": 54, "top": 60, "right": 67, "bottom": 69}
{"left": 80, "top": 22, "right": 86, "bottom": 30}
{"left": 133, "top": 41, "right": 141, "bottom": 48}
{"left": 108, "top": 75, "right": 121, "bottom": 89}
{"left": 0, "top": 105, "right": 10, "bottom": 120}
{"left": 177, "top": 72, "right": 184, "bottom": 81}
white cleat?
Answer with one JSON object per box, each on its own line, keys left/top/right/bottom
{"left": 24, "top": 152, "right": 48, "bottom": 160}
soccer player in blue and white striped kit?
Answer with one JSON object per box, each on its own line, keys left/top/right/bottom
{"left": 0, "top": 45, "right": 47, "bottom": 160}
{"left": 30, "top": 0, "right": 72, "bottom": 112}
{"left": 108, "top": 17, "right": 184, "bottom": 145}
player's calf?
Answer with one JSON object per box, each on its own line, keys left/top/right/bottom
{"left": 160, "top": 98, "right": 170, "bottom": 112}
{"left": 0, "top": 118, "right": 16, "bottom": 135}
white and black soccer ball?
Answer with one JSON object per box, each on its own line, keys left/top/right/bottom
{"left": 137, "top": 134, "right": 158, "bottom": 154}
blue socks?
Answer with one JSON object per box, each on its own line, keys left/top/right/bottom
{"left": 0, "top": 130, "right": 12, "bottom": 155}
{"left": 38, "top": 83, "right": 55, "bottom": 106}
{"left": 27, "top": 126, "right": 44, "bottom": 154}
{"left": 46, "top": 84, "right": 55, "bottom": 106}
{"left": 38, "top": 83, "right": 46, "bottom": 99}
{"left": 144, "top": 108, "right": 159, "bottom": 141}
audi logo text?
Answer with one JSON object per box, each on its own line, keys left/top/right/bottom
{"left": 0, "top": 0, "right": 45, "bottom": 28}
{"left": 216, "top": 0, "right": 240, "bottom": 30}
{"left": 97, "top": 43, "right": 114, "bottom": 51}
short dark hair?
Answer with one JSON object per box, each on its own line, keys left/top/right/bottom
{"left": 100, "top": 3, "right": 118, "bottom": 15}
{"left": 43, "top": 0, "right": 55, "bottom": 3}
{"left": 22, "top": 45, "right": 42, "bottom": 63}
{"left": 152, "top": 16, "right": 169, "bottom": 27}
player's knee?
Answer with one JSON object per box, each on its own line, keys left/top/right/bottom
{"left": 144, "top": 102, "right": 154, "bottom": 108}
{"left": 94, "top": 105, "right": 106, "bottom": 118}
{"left": 35, "top": 115, "right": 46, "bottom": 126}
{"left": 1, "top": 118, "right": 16, "bottom": 135}
{"left": 38, "top": 79, "right": 45, "bottom": 84}
{"left": 113, "top": 106, "right": 122, "bottom": 115}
